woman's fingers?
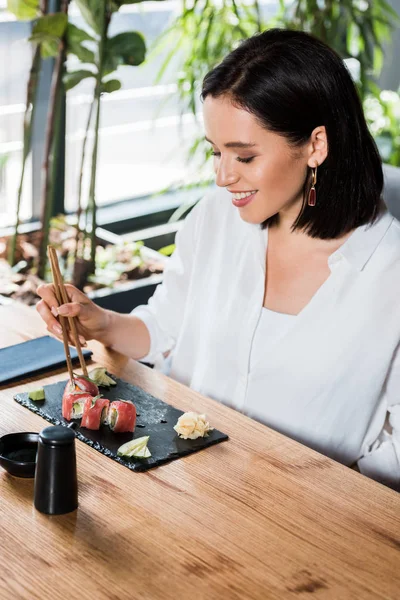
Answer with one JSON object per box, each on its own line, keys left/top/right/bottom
{"left": 56, "top": 302, "right": 82, "bottom": 318}
{"left": 37, "top": 282, "right": 98, "bottom": 343}
{"left": 36, "top": 283, "right": 60, "bottom": 314}
{"left": 36, "top": 299, "right": 63, "bottom": 335}
{"left": 46, "top": 327, "right": 82, "bottom": 349}
{"left": 63, "top": 283, "right": 88, "bottom": 302}
{"left": 37, "top": 300, "right": 74, "bottom": 343}
{"left": 37, "top": 283, "right": 92, "bottom": 320}
{"left": 46, "top": 327, "right": 64, "bottom": 344}
{"left": 37, "top": 298, "right": 87, "bottom": 348}
{"left": 37, "top": 283, "right": 88, "bottom": 311}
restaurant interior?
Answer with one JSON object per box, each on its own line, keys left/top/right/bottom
{"left": 0, "top": 1, "right": 399, "bottom": 599}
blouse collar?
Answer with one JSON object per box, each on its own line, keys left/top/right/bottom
{"left": 333, "top": 210, "right": 394, "bottom": 272}
{"left": 226, "top": 185, "right": 394, "bottom": 273}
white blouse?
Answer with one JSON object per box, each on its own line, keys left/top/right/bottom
{"left": 249, "top": 308, "right": 296, "bottom": 372}
{"left": 132, "top": 186, "right": 400, "bottom": 489}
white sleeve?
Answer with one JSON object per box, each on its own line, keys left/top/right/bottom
{"left": 357, "top": 343, "right": 400, "bottom": 490}
{"left": 131, "top": 196, "right": 205, "bottom": 365}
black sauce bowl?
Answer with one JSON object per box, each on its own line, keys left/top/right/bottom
{"left": 0, "top": 432, "right": 39, "bottom": 478}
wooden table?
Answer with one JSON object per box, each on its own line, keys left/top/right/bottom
{"left": 0, "top": 303, "right": 399, "bottom": 600}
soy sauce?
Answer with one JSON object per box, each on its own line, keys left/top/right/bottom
{"left": 5, "top": 444, "right": 37, "bottom": 463}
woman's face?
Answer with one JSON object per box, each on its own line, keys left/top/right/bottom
{"left": 203, "top": 95, "right": 311, "bottom": 225}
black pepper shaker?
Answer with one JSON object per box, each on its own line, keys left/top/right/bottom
{"left": 34, "top": 425, "right": 78, "bottom": 515}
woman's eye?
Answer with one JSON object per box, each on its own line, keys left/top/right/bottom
{"left": 237, "top": 156, "right": 255, "bottom": 164}
{"left": 210, "top": 152, "right": 255, "bottom": 164}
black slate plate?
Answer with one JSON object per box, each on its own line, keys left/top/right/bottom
{"left": 14, "top": 377, "right": 228, "bottom": 472}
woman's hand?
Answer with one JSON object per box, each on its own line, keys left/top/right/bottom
{"left": 36, "top": 283, "right": 110, "bottom": 347}
{"left": 37, "top": 283, "right": 151, "bottom": 359}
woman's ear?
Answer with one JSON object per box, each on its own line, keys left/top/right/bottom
{"left": 307, "top": 126, "right": 328, "bottom": 168}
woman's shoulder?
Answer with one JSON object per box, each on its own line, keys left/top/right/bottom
{"left": 387, "top": 213, "right": 400, "bottom": 240}
{"left": 377, "top": 213, "right": 400, "bottom": 262}
{"left": 340, "top": 211, "right": 400, "bottom": 272}
{"left": 360, "top": 212, "right": 400, "bottom": 279}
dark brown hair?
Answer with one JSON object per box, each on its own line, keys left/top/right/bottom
{"left": 201, "top": 28, "right": 384, "bottom": 239}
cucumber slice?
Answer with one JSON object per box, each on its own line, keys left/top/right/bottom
{"left": 109, "top": 408, "right": 117, "bottom": 429}
{"left": 90, "top": 394, "right": 103, "bottom": 409}
{"left": 131, "top": 446, "right": 151, "bottom": 458}
{"left": 117, "top": 436, "right": 151, "bottom": 458}
{"left": 72, "top": 402, "right": 84, "bottom": 418}
{"left": 88, "top": 367, "right": 116, "bottom": 387}
{"left": 28, "top": 388, "right": 45, "bottom": 401}
{"left": 101, "top": 406, "right": 108, "bottom": 425}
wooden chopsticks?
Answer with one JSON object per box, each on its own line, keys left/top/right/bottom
{"left": 47, "top": 245, "right": 88, "bottom": 382}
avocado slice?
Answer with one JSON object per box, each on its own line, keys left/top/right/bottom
{"left": 117, "top": 436, "right": 151, "bottom": 458}
{"left": 28, "top": 388, "right": 45, "bottom": 401}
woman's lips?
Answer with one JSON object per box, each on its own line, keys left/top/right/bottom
{"left": 231, "top": 191, "right": 257, "bottom": 208}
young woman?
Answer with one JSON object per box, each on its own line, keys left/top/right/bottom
{"left": 37, "top": 29, "right": 400, "bottom": 488}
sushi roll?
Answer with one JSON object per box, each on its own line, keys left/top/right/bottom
{"left": 62, "top": 377, "right": 99, "bottom": 403}
{"left": 73, "top": 375, "right": 99, "bottom": 397}
{"left": 81, "top": 395, "right": 110, "bottom": 430}
{"left": 61, "top": 377, "right": 99, "bottom": 421}
{"left": 108, "top": 400, "right": 136, "bottom": 433}
{"left": 62, "top": 389, "right": 91, "bottom": 420}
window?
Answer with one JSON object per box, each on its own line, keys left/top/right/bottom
{"left": 65, "top": 2, "right": 204, "bottom": 213}
{"left": 0, "top": 1, "right": 211, "bottom": 228}
{"left": 0, "top": 1, "right": 281, "bottom": 229}
{"left": 0, "top": 5, "right": 33, "bottom": 227}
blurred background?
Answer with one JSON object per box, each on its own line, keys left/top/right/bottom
{"left": 0, "top": 0, "right": 399, "bottom": 311}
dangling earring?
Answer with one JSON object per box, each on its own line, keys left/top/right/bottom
{"left": 308, "top": 165, "right": 317, "bottom": 206}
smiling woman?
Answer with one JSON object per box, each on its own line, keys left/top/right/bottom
{"left": 201, "top": 28, "right": 383, "bottom": 238}
{"left": 37, "top": 29, "right": 400, "bottom": 490}
{"left": 203, "top": 96, "right": 325, "bottom": 218}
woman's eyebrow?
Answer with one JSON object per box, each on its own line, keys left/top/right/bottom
{"left": 205, "top": 136, "right": 258, "bottom": 148}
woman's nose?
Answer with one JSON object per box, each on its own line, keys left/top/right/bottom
{"left": 215, "top": 157, "right": 239, "bottom": 188}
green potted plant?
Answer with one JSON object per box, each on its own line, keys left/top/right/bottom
{"left": 1, "top": 0, "right": 168, "bottom": 310}
{"left": 364, "top": 88, "right": 400, "bottom": 166}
